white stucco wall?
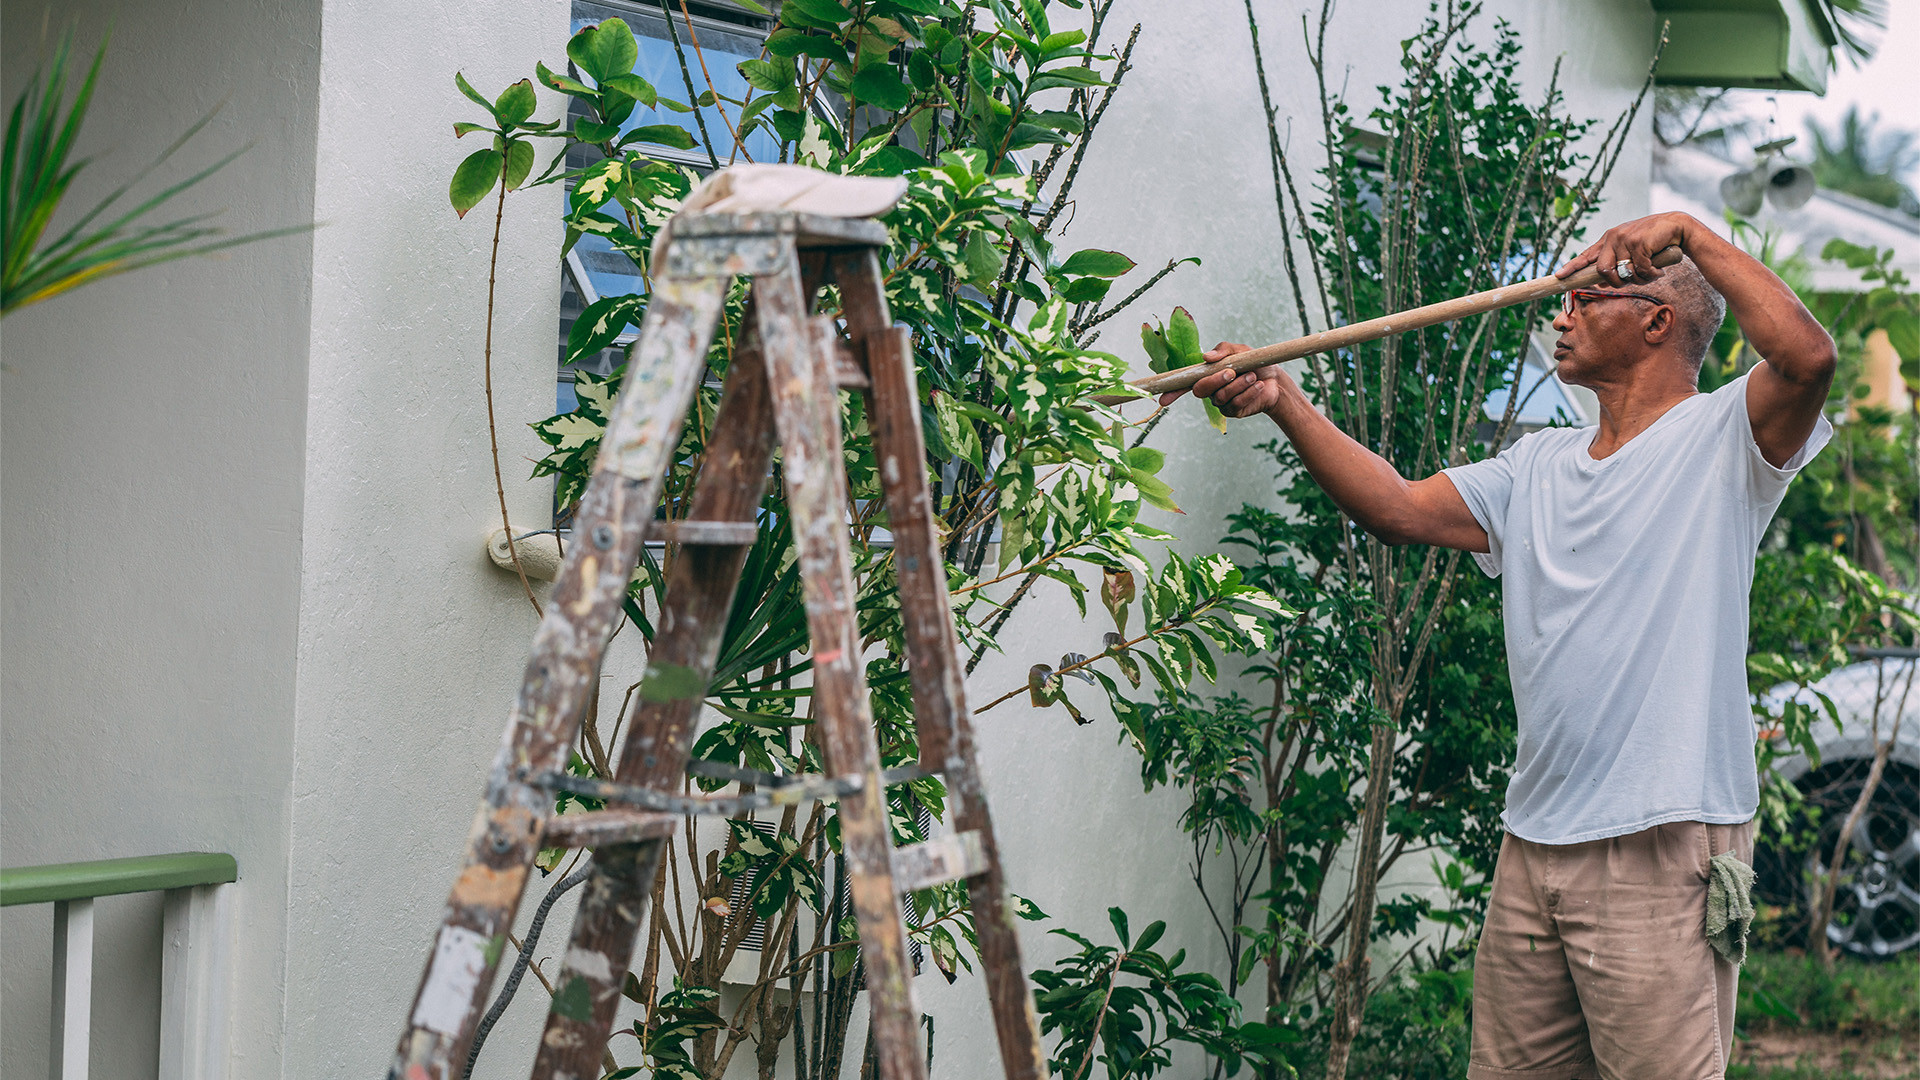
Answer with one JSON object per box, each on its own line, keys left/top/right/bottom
{"left": 0, "top": 1, "right": 321, "bottom": 1076}
{"left": 277, "top": 0, "right": 571, "bottom": 1074}
{"left": 1, "top": 1, "right": 1656, "bottom": 1077}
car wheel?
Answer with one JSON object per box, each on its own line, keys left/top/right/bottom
{"left": 1801, "top": 763, "right": 1920, "bottom": 959}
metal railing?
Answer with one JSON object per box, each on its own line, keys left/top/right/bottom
{"left": 1, "top": 852, "right": 237, "bottom": 1080}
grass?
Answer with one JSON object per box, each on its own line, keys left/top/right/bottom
{"left": 1731, "top": 950, "right": 1919, "bottom": 1080}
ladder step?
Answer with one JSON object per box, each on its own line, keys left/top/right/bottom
{"left": 656, "top": 519, "right": 760, "bottom": 545}
{"left": 537, "top": 770, "right": 864, "bottom": 817}
{"left": 892, "top": 830, "right": 990, "bottom": 892}
{"left": 541, "top": 809, "right": 677, "bottom": 848}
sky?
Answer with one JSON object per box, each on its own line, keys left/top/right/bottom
{"left": 1722, "top": 2, "right": 1920, "bottom": 173}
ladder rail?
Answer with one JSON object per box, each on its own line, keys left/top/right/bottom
{"left": 531, "top": 325, "right": 781, "bottom": 1080}
{"left": 757, "top": 247, "right": 930, "bottom": 1080}
{"left": 395, "top": 200, "right": 1046, "bottom": 1080}
{"left": 836, "top": 250, "right": 1051, "bottom": 1080}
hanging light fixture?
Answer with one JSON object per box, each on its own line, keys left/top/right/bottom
{"left": 1720, "top": 136, "right": 1817, "bottom": 216}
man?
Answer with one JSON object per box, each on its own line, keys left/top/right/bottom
{"left": 1164, "top": 212, "right": 1834, "bottom": 1079}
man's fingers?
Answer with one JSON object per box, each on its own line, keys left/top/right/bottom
{"left": 1191, "top": 369, "right": 1236, "bottom": 397}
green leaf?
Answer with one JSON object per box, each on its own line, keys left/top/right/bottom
{"left": 454, "top": 71, "right": 497, "bottom": 117}
{"left": 449, "top": 148, "right": 503, "bottom": 217}
{"left": 1884, "top": 307, "right": 1919, "bottom": 361}
{"left": 494, "top": 79, "right": 537, "bottom": 127}
{"left": 1028, "top": 67, "right": 1108, "bottom": 93}
{"left": 550, "top": 976, "right": 593, "bottom": 1021}
{"left": 851, "top": 63, "right": 912, "bottom": 111}
{"left": 1059, "top": 277, "right": 1110, "bottom": 304}
{"left": 1132, "top": 919, "right": 1165, "bottom": 953}
{"left": 602, "top": 74, "right": 658, "bottom": 107}
{"left": 767, "top": 31, "right": 848, "bottom": 61}
{"left": 640, "top": 662, "right": 707, "bottom": 703}
{"left": 732, "top": 0, "right": 772, "bottom": 12}
{"left": 784, "top": 0, "right": 852, "bottom": 23}
{"left": 1133, "top": 472, "right": 1181, "bottom": 514}
{"left": 452, "top": 121, "right": 491, "bottom": 138}
{"left": 621, "top": 124, "right": 697, "bottom": 150}
{"left": 964, "top": 230, "right": 1004, "bottom": 284}
{"left": 568, "top": 18, "right": 639, "bottom": 86}
{"left": 573, "top": 118, "right": 621, "bottom": 144}
{"left": 1108, "top": 906, "right": 1130, "bottom": 948}
{"left": 501, "top": 139, "right": 535, "bottom": 191}
{"left": 1140, "top": 322, "right": 1170, "bottom": 369}
{"left": 1061, "top": 249, "right": 1135, "bottom": 278}
{"left": 1203, "top": 397, "right": 1229, "bottom": 433}
{"left": 536, "top": 61, "right": 597, "bottom": 98}
{"left": 738, "top": 58, "right": 791, "bottom": 92}
{"left": 1164, "top": 306, "right": 1201, "bottom": 364}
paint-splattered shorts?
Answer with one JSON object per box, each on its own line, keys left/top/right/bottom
{"left": 1468, "top": 819, "right": 1756, "bottom": 1080}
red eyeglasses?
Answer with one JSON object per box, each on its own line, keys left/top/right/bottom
{"left": 1561, "top": 289, "right": 1665, "bottom": 316}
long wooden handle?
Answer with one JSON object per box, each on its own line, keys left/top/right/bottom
{"left": 1093, "top": 245, "right": 1683, "bottom": 406}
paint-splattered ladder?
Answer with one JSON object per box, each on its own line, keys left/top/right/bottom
{"left": 389, "top": 197, "right": 1048, "bottom": 1080}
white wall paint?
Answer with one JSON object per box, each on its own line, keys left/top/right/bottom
{"left": 0, "top": 1, "right": 321, "bottom": 1076}
{"left": 276, "top": 0, "right": 570, "bottom": 1075}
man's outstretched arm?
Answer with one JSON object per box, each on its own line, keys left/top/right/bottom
{"left": 1558, "top": 212, "right": 1835, "bottom": 467}
{"left": 1163, "top": 351, "right": 1490, "bottom": 552}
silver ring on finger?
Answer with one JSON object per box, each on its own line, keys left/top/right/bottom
{"left": 1614, "top": 259, "right": 1634, "bottom": 281}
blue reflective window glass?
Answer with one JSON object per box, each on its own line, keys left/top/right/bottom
{"left": 571, "top": 1, "right": 781, "bottom": 164}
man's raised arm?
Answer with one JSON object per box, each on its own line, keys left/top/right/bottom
{"left": 1161, "top": 355, "right": 1490, "bottom": 552}
{"left": 1557, "top": 212, "right": 1835, "bottom": 467}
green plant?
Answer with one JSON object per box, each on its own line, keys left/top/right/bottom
{"left": 1032, "top": 908, "right": 1297, "bottom": 1080}
{"left": 444, "top": 3, "right": 1287, "bottom": 1075}
{"left": 1807, "top": 106, "right": 1918, "bottom": 217}
{"left": 1104, "top": 4, "right": 1658, "bottom": 1076}
{"left": 2, "top": 27, "right": 304, "bottom": 316}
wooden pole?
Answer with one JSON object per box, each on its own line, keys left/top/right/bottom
{"left": 1093, "top": 245, "right": 1683, "bottom": 406}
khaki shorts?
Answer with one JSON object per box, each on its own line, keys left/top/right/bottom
{"left": 1469, "top": 819, "right": 1756, "bottom": 1080}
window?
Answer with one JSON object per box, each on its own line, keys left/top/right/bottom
{"left": 557, "top": 0, "right": 775, "bottom": 417}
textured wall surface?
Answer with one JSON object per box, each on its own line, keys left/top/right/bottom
{"left": 277, "top": 0, "right": 569, "bottom": 1075}
{"left": 0, "top": 0, "right": 322, "bottom": 1076}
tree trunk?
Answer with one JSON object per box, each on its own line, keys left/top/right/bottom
{"left": 1322, "top": 721, "right": 1397, "bottom": 1078}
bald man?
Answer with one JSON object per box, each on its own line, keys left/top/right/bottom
{"left": 1166, "top": 212, "right": 1834, "bottom": 1079}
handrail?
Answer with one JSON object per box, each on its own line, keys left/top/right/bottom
{"left": 1, "top": 852, "right": 238, "bottom": 907}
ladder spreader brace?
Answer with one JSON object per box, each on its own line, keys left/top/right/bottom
{"left": 389, "top": 192, "right": 1049, "bottom": 1080}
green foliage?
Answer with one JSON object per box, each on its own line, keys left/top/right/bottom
{"left": 614, "top": 980, "right": 726, "bottom": 1080}
{"left": 1032, "top": 909, "right": 1297, "bottom": 1079}
{"left": 1, "top": 27, "right": 306, "bottom": 315}
{"left": 1807, "top": 106, "right": 1917, "bottom": 217}
{"left": 1319, "top": 966, "right": 1473, "bottom": 1080}
{"left": 444, "top": 2, "right": 1293, "bottom": 1074}
{"left": 1098, "top": 6, "right": 1646, "bottom": 1075}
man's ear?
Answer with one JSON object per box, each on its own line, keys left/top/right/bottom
{"left": 1643, "top": 304, "right": 1676, "bottom": 345}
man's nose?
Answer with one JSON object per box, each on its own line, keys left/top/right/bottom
{"left": 1550, "top": 309, "right": 1573, "bottom": 332}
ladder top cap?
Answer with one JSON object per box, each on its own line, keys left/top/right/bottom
{"left": 671, "top": 211, "right": 891, "bottom": 250}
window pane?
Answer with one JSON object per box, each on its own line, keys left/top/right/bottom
{"left": 571, "top": 1, "right": 781, "bottom": 164}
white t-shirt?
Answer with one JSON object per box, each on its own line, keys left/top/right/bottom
{"left": 1442, "top": 371, "right": 1831, "bottom": 844}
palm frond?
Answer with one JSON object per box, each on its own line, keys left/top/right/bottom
{"left": 0, "top": 26, "right": 310, "bottom": 317}
{"left": 1814, "top": 0, "right": 1888, "bottom": 67}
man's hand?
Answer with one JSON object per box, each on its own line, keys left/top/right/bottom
{"left": 1157, "top": 342, "right": 1294, "bottom": 417}
{"left": 1555, "top": 212, "right": 1694, "bottom": 285}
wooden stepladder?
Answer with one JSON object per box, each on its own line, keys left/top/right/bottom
{"left": 390, "top": 198, "right": 1049, "bottom": 1080}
